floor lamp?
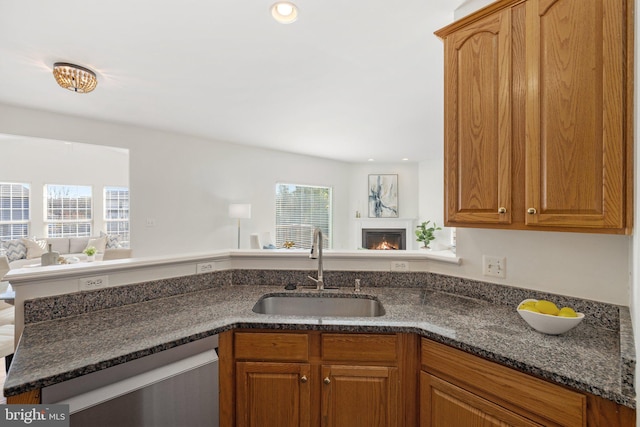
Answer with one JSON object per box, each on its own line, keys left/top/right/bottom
{"left": 229, "top": 204, "right": 251, "bottom": 249}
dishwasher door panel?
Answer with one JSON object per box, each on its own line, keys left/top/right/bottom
{"left": 70, "top": 357, "right": 218, "bottom": 427}
{"left": 42, "top": 335, "right": 219, "bottom": 427}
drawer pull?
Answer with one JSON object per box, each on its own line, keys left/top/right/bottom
{"left": 300, "top": 375, "right": 308, "bottom": 383}
{"left": 498, "top": 207, "right": 507, "bottom": 214}
{"left": 324, "top": 377, "right": 331, "bottom": 385}
{"left": 527, "top": 208, "right": 537, "bottom": 214}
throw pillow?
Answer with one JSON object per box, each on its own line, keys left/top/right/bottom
{"left": 100, "top": 231, "right": 122, "bottom": 249}
{"left": 21, "top": 238, "right": 47, "bottom": 259}
{"left": 85, "top": 236, "right": 107, "bottom": 254}
{"left": 2, "top": 239, "right": 27, "bottom": 262}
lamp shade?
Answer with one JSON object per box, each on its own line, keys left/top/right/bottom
{"left": 229, "top": 204, "right": 251, "bottom": 219}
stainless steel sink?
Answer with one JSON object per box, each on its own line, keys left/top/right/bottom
{"left": 252, "top": 294, "right": 385, "bottom": 317}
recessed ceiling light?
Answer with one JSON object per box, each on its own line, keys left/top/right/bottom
{"left": 368, "top": 158, "right": 375, "bottom": 162}
{"left": 402, "top": 158, "right": 409, "bottom": 161}
{"left": 271, "top": 1, "right": 298, "bottom": 24}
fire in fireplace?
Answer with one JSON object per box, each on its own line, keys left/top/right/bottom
{"left": 362, "top": 228, "right": 406, "bottom": 250}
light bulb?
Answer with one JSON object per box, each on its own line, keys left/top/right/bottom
{"left": 271, "top": 2, "right": 298, "bottom": 24}
{"left": 276, "top": 3, "right": 293, "bottom": 16}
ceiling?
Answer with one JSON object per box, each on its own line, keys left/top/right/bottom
{"left": 0, "top": 0, "right": 462, "bottom": 163}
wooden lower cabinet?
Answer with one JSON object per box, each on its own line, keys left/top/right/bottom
{"left": 421, "top": 372, "right": 542, "bottom": 427}
{"left": 420, "top": 339, "right": 635, "bottom": 427}
{"left": 236, "top": 361, "right": 311, "bottom": 427}
{"left": 221, "top": 330, "right": 414, "bottom": 427}
{"left": 220, "top": 331, "right": 635, "bottom": 427}
{"left": 322, "top": 365, "right": 398, "bottom": 427}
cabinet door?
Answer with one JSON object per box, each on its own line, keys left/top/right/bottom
{"left": 321, "top": 365, "right": 398, "bottom": 427}
{"left": 525, "top": 0, "right": 626, "bottom": 229}
{"left": 444, "top": 8, "right": 513, "bottom": 225}
{"left": 420, "top": 372, "right": 543, "bottom": 427}
{"left": 236, "top": 362, "right": 311, "bottom": 427}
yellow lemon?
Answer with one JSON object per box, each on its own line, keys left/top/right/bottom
{"left": 558, "top": 307, "right": 578, "bottom": 318}
{"left": 518, "top": 301, "right": 537, "bottom": 310}
{"left": 520, "top": 305, "right": 541, "bottom": 313}
{"left": 535, "top": 300, "right": 560, "bottom": 315}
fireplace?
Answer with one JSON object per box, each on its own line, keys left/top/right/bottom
{"left": 362, "top": 228, "right": 406, "bottom": 250}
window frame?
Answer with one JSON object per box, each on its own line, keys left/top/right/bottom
{"left": 104, "top": 186, "right": 130, "bottom": 247}
{"left": 44, "top": 184, "right": 93, "bottom": 237}
{"left": 0, "top": 182, "right": 30, "bottom": 240}
{"left": 275, "top": 182, "right": 333, "bottom": 249}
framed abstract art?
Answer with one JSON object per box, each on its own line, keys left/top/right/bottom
{"left": 368, "top": 174, "right": 398, "bottom": 218}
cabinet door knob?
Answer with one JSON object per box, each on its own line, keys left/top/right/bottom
{"left": 300, "top": 375, "right": 308, "bottom": 383}
{"left": 323, "top": 377, "right": 331, "bottom": 385}
{"left": 527, "top": 208, "right": 537, "bottom": 215}
{"left": 498, "top": 207, "right": 506, "bottom": 214}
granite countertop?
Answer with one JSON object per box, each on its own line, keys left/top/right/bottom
{"left": 4, "top": 284, "right": 635, "bottom": 408}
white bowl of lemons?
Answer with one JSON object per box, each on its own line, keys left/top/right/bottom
{"left": 517, "top": 299, "right": 584, "bottom": 335}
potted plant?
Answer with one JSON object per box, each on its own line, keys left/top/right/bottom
{"left": 415, "top": 221, "right": 441, "bottom": 249}
{"left": 83, "top": 246, "right": 97, "bottom": 262}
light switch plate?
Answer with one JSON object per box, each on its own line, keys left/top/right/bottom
{"left": 483, "top": 255, "right": 506, "bottom": 278}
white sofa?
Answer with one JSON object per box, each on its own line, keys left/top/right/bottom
{"left": 5, "top": 236, "right": 107, "bottom": 269}
{"left": 0, "top": 281, "right": 14, "bottom": 369}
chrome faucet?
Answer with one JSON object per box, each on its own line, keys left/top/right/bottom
{"left": 308, "top": 228, "right": 324, "bottom": 290}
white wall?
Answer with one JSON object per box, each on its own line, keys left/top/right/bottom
{"left": 0, "top": 135, "right": 128, "bottom": 237}
{"left": 346, "top": 162, "right": 420, "bottom": 249}
{"left": 0, "top": 104, "right": 361, "bottom": 254}
{"left": 454, "top": 0, "right": 495, "bottom": 19}
{"left": 0, "top": 102, "right": 632, "bottom": 305}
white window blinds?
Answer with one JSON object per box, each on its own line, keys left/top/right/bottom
{"left": 45, "top": 184, "right": 92, "bottom": 237}
{"left": 0, "top": 182, "right": 30, "bottom": 240}
{"left": 104, "top": 186, "right": 130, "bottom": 247}
{"left": 275, "top": 183, "right": 332, "bottom": 249}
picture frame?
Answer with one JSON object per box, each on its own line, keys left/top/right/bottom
{"left": 368, "top": 174, "right": 398, "bottom": 218}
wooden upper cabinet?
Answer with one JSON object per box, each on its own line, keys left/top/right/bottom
{"left": 437, "top": 0, "right": 633, "bottom": 234}
{"left": 442, "top": 9, "right": 513, "bottom": 225}
{"left": 525, "top": 0, "right": 626, "bottom": 229}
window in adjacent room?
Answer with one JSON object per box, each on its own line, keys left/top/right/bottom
{"left": 104, "top": 186, "right": 130, "bottom": 247}
{"left": 275, "top": 183, "right": 332, "bottom": 249}
{"left": 0, "top": 182, "right": 30, "bottom": 240}
{"left": 45, "top": 184, "right": 92, "bottom": 237}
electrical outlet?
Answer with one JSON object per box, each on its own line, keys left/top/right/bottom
{"left": 483, "top": 255, "right": 506, "bottom": 278}
{"left": 79, "top": 275, "right": 109, "bottom": 291}
{"left": 391, "top": 261, "right": 409, "bottom": 272}
{"left": 145, "top": 217, "right": 156, "bottom": 227}
{"left": 196, "top": 262, "right": 215, "bottom": 274}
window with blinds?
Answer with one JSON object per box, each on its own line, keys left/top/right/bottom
{"left": 45, "top": 184, "right": 92, "bottom": 237}
{"left": 104, "top": 186, "right": 130, "bottom": 247}
{"left": 275, "top": 183, "right": 332, "bottom": 249}
{"left": 0, "top": 182, "right": 30, "bottom": 240}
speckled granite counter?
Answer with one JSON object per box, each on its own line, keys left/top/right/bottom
{"left": 3, "top": 271, "right": 636, "bottom": 409}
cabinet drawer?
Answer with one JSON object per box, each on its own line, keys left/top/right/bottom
{"left": 322, "top": 333, "right": 397, "bottom": 363}
{"left": 421, "top": 339, "right": 585, "bottom": 427}
{"left": 235, "top": 332, "right": 309, "bottom": 362}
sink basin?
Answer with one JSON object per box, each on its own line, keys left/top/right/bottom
{"left": 252, "top": 294, "right": 385, "bottom": 317}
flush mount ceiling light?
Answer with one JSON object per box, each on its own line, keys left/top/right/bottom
{"left": 52, "top": 62, "right": 97, "bottom": 93}
{"left": 271, "top": 1, "right": 298, "bottom": 24}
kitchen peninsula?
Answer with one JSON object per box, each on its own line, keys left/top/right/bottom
{"left": 2, "top": 251, "right": 634, "bottom": 425}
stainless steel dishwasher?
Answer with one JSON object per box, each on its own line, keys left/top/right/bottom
{"left": 42, "top": 335, "right": 219, "bottom": 427}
